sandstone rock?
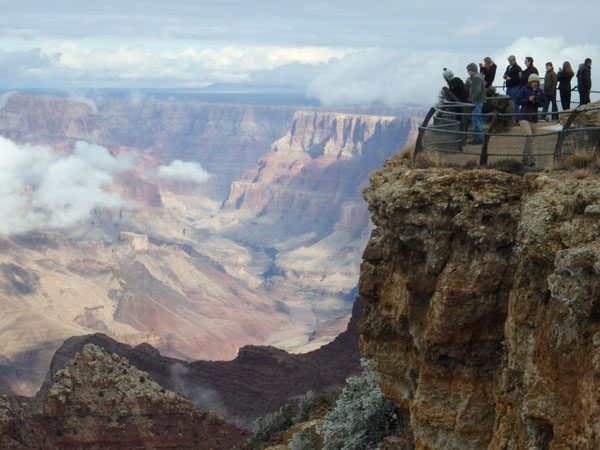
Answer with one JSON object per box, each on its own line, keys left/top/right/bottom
{"left": 359, "top": 163, "right": 600, "bottom": 449}
{"left": 1, "top": 343, "right": 248, "bottom": 449}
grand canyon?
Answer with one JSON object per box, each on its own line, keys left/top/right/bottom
{"left": 0, "top": 92, "right": 424, "bottom": 396}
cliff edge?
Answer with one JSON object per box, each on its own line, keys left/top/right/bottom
{"left": 359, "top": 156, "right": 600, "bottom": 449}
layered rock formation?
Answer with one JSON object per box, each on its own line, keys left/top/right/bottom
{"left": 0, "top": 343, "right": 247, "bottom": 449}
{"left": 211, "top": 111, "right": 420, "bottom": 341}
{"left": 0, "top": 93, "right": 425, "bottom": 399}
{"left": 36, "top": 298, "right": 364, "bottom": 428}
{"left": 359, "top": 158, "right": 600, "bottom": 449}
{"left": 0, "top": 231, "right": 291, "bottom": 395}
{"left": 0, "top": 94, "right": 107, "bottom": 144}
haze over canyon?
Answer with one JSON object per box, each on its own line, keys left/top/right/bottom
{"left": 0, "top": 91, "right": 424, "bottom": 395}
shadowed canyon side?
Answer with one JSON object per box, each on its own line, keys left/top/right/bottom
{"left": 0, "top": 344, "right": 248, "bottom": 449}
{"left": 33, "top": 297, "right": 363, "bottom": 429}
{"left": 358, "top": 156, "right": 600, "bottom": 449}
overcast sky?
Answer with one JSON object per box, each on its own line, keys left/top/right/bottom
{"left": 1, "top": 0, "right": 599, "bottom": 104}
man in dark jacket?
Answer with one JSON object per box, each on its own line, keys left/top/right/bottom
{"left": 520, "top": 56, "right": 539, "bottom": 87}
{"left": 577, "top": 58, "right": 592, "bottom": 105}
{"left": 504, "top": 55, "right": 522, "bottom": 116}
{"left": 516, "top": 73, "right": 547, "bottom": 166}
{"left": 542, "top": 62, "right": 558, "bottom": 121}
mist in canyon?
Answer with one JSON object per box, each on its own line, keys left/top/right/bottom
{"left": 0, "top": 90, "right": 425, "bottom": 395}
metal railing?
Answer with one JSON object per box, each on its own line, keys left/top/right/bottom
{"left": 415, "top": 99, "right": 600, "bottom": 166}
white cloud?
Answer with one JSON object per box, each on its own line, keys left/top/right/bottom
{"left": 66, "top": 89, "right": 98, "bottom": 114}
{"left": 493, "top": 37, "right": 599, "bottom": 73}
{"left": 0, "top": 42, "right": 350, "bottom": 88}
{"left": 0, "top": 91, "right": 17, "bottom": 110}
{"left": 0, "top": 137, "right": 131, "bottom": 236}
{"left": 305, "top": 37, "right": 600, "bottom": 106}
{"left": 306, "top": 48, "right": 462, "bottom": 105}
{"left": 157, "top": 160, "right": 210, "bottom": 184}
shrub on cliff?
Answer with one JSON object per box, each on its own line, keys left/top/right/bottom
{"left": 289, "top": 428, "right": 324, "bottom": 450}
{"left": 246, "top": 390, "right": 337, "bottom": 449}
{"left": 319, "top": 359, "right": 402, "bottom": 450}
{"left": 245, "top": 404, "right": 294, "bottom": 449}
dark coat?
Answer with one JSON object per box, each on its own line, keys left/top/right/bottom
{"left": 520, "top": 65, "right": 539, "bottom": 87}
{"left": 557, "top": 69, "right": 573, "bottom": 109}
{"left": 557, "top": 69, "right": 573, "bottom": 93}
{"left": 543, "top": 69, "right": 557, "bottom": 93}
{"left": 577, "top": 64, "right": 592, "bottom": 93}
{"left": 447, "top": 77, "right": 468, "bottom": 103}
{"left": 516, "top": 84, "right": 547, "bottom": 122}
{"left": 504, "top": 63, "right": 522, "bottom": 88}
{"left": 480, "top": 63, "right": 497, "bottom": 87}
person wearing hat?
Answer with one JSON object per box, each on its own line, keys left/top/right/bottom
{"left": 503, "top": 55, "right": 523, "bottom": 118}
{"left": 467, "top": 62, "right": 486, "bottom": 145}
{"left": 516, "top": 73, "right": 547, "bottom": 166}
{"left": 443, "top": 68, "right": 469, "bottom": 103}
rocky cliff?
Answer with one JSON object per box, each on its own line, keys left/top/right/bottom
{"left": 0, "top": 343, "right": 248, "bottom": 449}
{"left": 34, "top": 297, "right": 363, "bottom": 428}
{"left": 358, "top": 157, "right": 600, "bottom": 449}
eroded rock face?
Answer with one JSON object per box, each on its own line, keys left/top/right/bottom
{"left": 0, "top": 344, "right": 248, "bottom": 449}
{"left": 359, "top": 158, "right": 600, "bottom": 449}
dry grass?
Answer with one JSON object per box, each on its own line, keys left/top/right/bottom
{"left": 572, "top": 168, "right": 594, "bottom": 179}
{"left": 413, "top": 150, "right": 442, "bottom": 168}
{"left": 487, "top": 158, "right": 525, "bottom": 175}
{"left": 559, "top": 153, "right": 595, "bottom": 170}
{"left": 397, "top": 141, "right": 416, "bottom": 160}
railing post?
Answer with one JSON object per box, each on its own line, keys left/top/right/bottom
{"left": 415, "top": 107, "right": 436, "bottom": 155}
{"left": 461, "top": 105, "right": 470, "bottom": 148}
{"left": 554, "top": 108, "right": 581, "bottom": 163}
{"left": 480, "top": 134, "right": 490, "bottom": 166}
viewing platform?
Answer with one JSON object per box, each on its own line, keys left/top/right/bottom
{"left": 416, "top": 93, "right": 600, "bottom": 169}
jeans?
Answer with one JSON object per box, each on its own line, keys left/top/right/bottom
{"left": 542, "top": 92, "right": 558, "bottom": 121}
{"left": 507, "top": 86, "right": 520, "bottom": 115}
{"left": 472, "top": 101, "right": 483, "bottom": 142}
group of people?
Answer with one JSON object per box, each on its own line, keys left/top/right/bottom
{"left": 442, "top": 55, "right": 593, "bottom": 164}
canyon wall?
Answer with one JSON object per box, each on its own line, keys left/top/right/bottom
{"left": 0, "top": 93, "right": 424, "bottom": 397}
{"left": 0, "top": 343, "right": 248, "bottom": 449}
{"left": 359, "top": 156, "right": 600, "bottom": 449}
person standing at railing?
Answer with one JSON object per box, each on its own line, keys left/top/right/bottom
{"left": 542, "top": 62, "right": 558, "bottom": 121}
{"left": 443, "top": 68, "right": 469, "bottom": 103}
{"left": 557, "top": 61, "right": 574, "bottom": 110}
{"left": 479, "top": 57, "right": 497, "bottom": 88}
{"left": 503, "top": 55, "right": 522, "bottom": 120}
{"left": 467, "top": 63, "right": 486, "bottom": 145}
{"left": 577, "top": 58, "right": 592, "bottom": 105}
{"left": 519, "top": 57, "right": 539, "bottom": 88}
{"left": 516, "top": 73, "right": 547, "bottom": 166}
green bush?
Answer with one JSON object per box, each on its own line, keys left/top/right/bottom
{"left": 289, "top": 428, "right": 323, "bottom": 450}
{"left": 319, "top": 359, "right": 402, "bottom": 450}
{"left": 245, "top": 404, "right": 294, "bottom": 450}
